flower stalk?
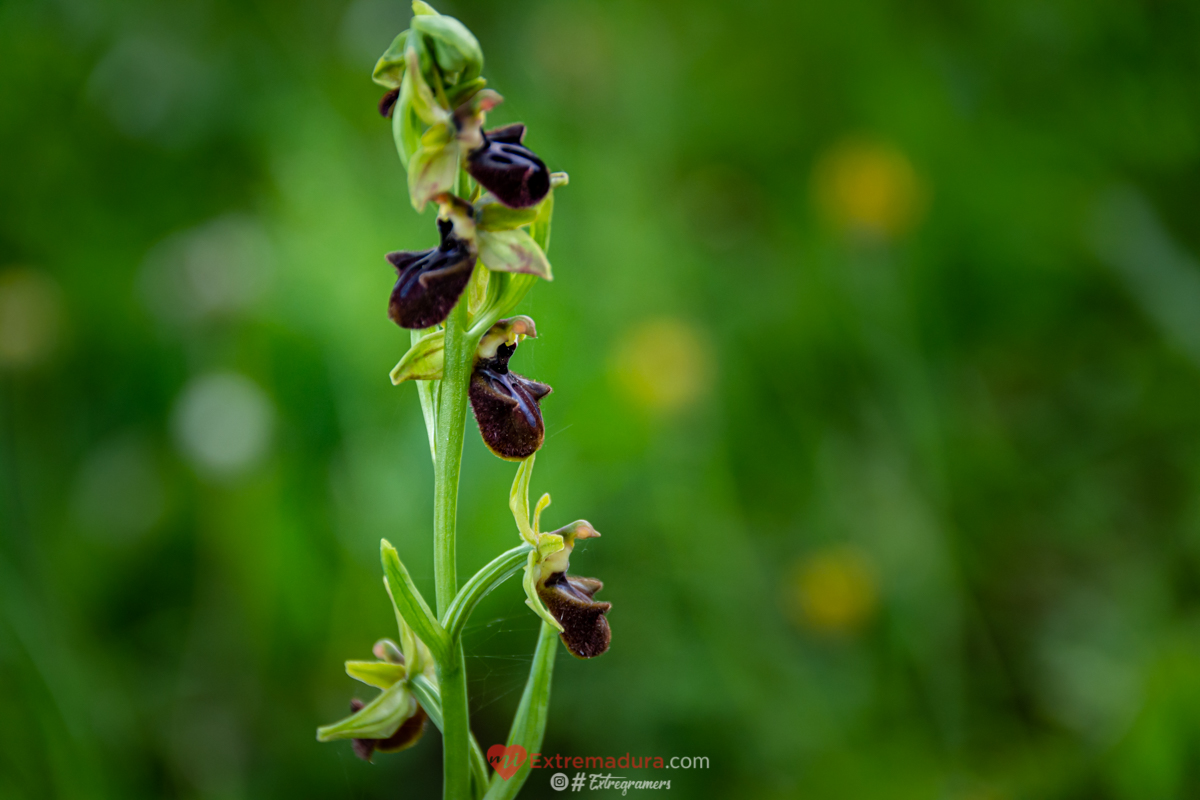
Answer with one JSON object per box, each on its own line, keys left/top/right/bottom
{"left": 318, "top": 5, "right": 610, "bottom": 797}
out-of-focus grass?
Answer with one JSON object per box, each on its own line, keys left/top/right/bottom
{"left": 2, "top": 0, "right": 1200, "bottom": 797}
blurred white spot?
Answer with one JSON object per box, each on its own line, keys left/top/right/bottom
{"left": 172, "top": 372, "right": 274, "bottom": 478}
{"left": 140, "top": 215, "right": 275, "bottom": 325}
{"left": 72, "top": 434, "right": 166, "bottom": 542}
{"left": 86, "top": 35, "right": 216, "bottom": 146}
{"left": 339, "top": 0, "right": 407, "bottom": 67}
{"left": 0, "top": 268, "right": 63, "bottom": 369}
{"left": 1086, "top": 187, "right": 1200, "bottom": 369}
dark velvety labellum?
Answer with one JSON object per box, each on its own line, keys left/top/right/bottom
{"left": 387, "top": 222, "right": 475, "bottom": 329}
{"left": 469, "top": 365, "right": 551, "bottom": 460}
{"left": 539, "top": 572, "right": 612, "bottom": 659}
{"left": 466, "top": 126, "right": 551, "bottom": 209}
{"left": 379, "top": 88, "right": 400, "bottom": 118}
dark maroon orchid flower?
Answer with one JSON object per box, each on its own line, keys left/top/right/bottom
{"left": 386, "top": 199, "right": 477, "bottom": 329}
{"left": 465, "top": 124, "right": 551, "bottom": 210}
{"left": 469, "top": 325, "right": 551, "bottom": 460}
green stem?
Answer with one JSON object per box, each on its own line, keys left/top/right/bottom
{"left": 483, "top": 622, "right": 559, "bottom": 800}
{"left": 434, "top": 298, "right": 471, "bottom": 615}
{"left": 410, "top": 675, "right": 490, "bottom": 795}
{"left": 433, "top": 294, "right": 480, "bottom": 800}
{"left": 437, "top": 642, "right": 473, "bottom": 800}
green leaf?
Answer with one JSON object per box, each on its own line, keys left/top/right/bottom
{"left": 442, "top": 544, "right": 535, "bottom": 641}
{"left": 407, "top": 138, "right": 459, "bottom": 211}
{"left": 381, "top": 540, "right": 449, "bottom": 663}
{"left": 476, "top": 201, "right": 539, "bottom": 232}
{"left": 316, "top": 681, "right": 416, "bottom": 742}
{"left": 372, "top": 30, "right": 410, "bottom": 89}
{"left": 346, "top": 660, "right": 407, "bottom": 690}
{"left": 477, "top": 228, "right": 552, "bottom": 280}
{"left": 483, "top": 622, "right": 559, "bottom": 799}
{"left": 411, "top": 0, "right": 438, "bottom": 15}
{"left": 411, "top": 13, "right": 483, "bottom": 85}
{"left": 391, "top": 329, "right": 446, "bottom": 384}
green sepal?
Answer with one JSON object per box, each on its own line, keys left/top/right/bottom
{"left": 411, "top": 12, "right": 483, "bottom": 86}
{"left": 477, "top": 228, "right": 552, "bottom": 280}
{"left": 316, "top": 681, "right": 416, "bottom": 742}
{"left": 523, "top": 550, "right": 563, "bottom": 631}
{"left": 390, "top": 328, "right": 445, "bottom": 384}
{"left": 466, "top": 261, "right": 495, "bottom": 320}
{"left": 411, "top": 1, "right": 438, "bottom": 16}
{"left": 407, "top": 137, "right": 459, "bottom": 211}
{"left": 372, "top": 31, "right": 410, "bottom": 89}
{"left": 392, "top": 79, "right": 424, "bottom": 168}
{"left": 477, "top": 200, "right": 540, "bottom": 232}
{"left": 509, "top": 456, "right": 537, "bottom": 545}
{"left": 346, "top": 660, "right": 407, "bottom": 690}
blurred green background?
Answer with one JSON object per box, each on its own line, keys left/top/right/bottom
{"left": 4, "top": 0, "right": 1200, "bottom": 797}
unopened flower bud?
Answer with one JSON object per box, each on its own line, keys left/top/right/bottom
{"left": 372, "top": 639, "right": 405, "bottom": 664}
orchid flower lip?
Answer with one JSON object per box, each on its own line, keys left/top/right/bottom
{"left": 386, "top": 216, "right": 476, "bottom": 329}
{"left": 465, "top": 125, "right": 551, "bottom": 209}
{"left": 469, "top": 333, "right": 551, "bottom": 460}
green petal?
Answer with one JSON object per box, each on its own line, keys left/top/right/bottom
{"left": 522, "top": 551, "right": 563, "bottom": 632}
{"left": 316, "top": 681, "right": 416, "bottom": 742}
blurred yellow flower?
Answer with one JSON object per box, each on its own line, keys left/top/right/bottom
{"left": 785, "top": 545, "right": 878, "bottom": 635}
{"left": 813, "top": 138, "right": 925, "bottom": 239}
{"left": 611, "top": 317, "right": 712, "bottom": 413}
{"left": 0, "top": 268, "right": 63, "bottom": 369}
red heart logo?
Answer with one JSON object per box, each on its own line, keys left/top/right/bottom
{"left": 487, "top": 744, "right": 527, "bottom": 781}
